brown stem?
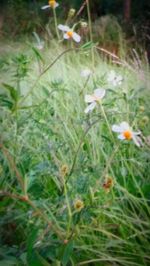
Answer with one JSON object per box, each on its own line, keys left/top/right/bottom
{"left": 0, "top": 190, "right": 64, "bottom": 240}
{"left": 0, "top": 143, "right": 25, "bottom": 192}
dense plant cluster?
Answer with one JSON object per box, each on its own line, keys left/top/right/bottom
{"left": 0, "top": 1, "right": 150, "bottom": 265}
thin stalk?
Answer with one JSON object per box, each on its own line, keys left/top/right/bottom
{"left": 79, "top": 75, "right": 90, "bottom": 96}
{"left": 0, "top": 191, "right": 64, "bottom": 239}
{"left": 67, "top": 116, "right": 102, "bottom": 181}
{"left": 53, "top": 7, "right": 60, "bottom": 40}
{"left": 63, "top": 181, "right": 72, "bottom": 238}
{"left": 101, "top": 144, "right": 120, "bottom": 178}
{"left": 100, "top": 103, "right": 114, "bottom": 140}
{"left": 19, "top": 48, "right": 77, "bottom": 105}
{"left": 0, "top": 143, "right": 25, "bottom": 193}
{"left": 86, "top": 0, "right": 95, "bottom": 67}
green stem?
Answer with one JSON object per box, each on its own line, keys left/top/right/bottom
{"left": 63, "top": 181, "right": 72, "bottom": 237}
{"left": 19, "top": 48, "right": 76, "bottom": 105}
{"left": 100, "top": 103, "right": 114, "bottom": 139}
{"left": 67, "top": 117, "right": 102, "bottom": 181}
{"left": 102, "top": 144, "right": 120, "bottom": 178}
{"left": 86, "top": 0, "right": 95, "bottom": 67}
{"left": 79, "top": 75, "right": 90, "bottom": 96}
{"left": 53, "top": 8, "right": 60, "bottom": 40}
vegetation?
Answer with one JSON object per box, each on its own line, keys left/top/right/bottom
{"left": 0, "top": 1, "right": 150, "bottom": 265}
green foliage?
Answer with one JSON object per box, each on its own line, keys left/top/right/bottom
{"left": 0, "top": 3, "right": 150, "bottom": 264}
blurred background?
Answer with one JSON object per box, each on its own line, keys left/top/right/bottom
{"left": 0, "top": 1, "right": 150, "bottom": 56}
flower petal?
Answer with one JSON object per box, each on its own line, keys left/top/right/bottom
{"left": 54, "top": 3, "right": 59, "bottom": 8}
{"left": 81, "top": 69, "right": 92, "bottom": 77}
{"left": 58, "top": 24, "right": 70, "bottom": 32}
{"left": 112, "top": 124, "right": 122, "bottom": 133}
{"left": 41, "top": 5, "right": 50, "bottom": 9}
{"left": 107, "top": 70, "right": 115, "bottom": 82}
{"left": 132, "top": 131, "right": 141, "bottom": 136}
{"left": 94, "top": 88, "right": 106, "bottom": 99}
{"left": 72, "top": 32, "right": 81, "bottom": 43}
{"left": 118, "top": 134, "right": 125, "bottom": 140}
{"left": 63, "top": 33, "right": 70, "bottom": 39}
{"left": 119, "top": 121, "right": 130, "bottom": 132}
{"left": 84, "top": 102, "right": 97, "bottom": 114}
{"left": 84, "top": 95, "right": 95, "bottom": 103}
{"left": 132, "top": 135, "right": 142, "bottom": 147}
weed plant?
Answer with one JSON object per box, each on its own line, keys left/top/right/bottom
{"left": 0, "top": 1, "right": 150, "bottom": 265}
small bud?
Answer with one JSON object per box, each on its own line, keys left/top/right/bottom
{"left": 74, "top": 199, "right": 84, "bottom": 212}
{"left": 139, "top": 105, "right": 145, "bottom": 113}
{"left": 102, "top": 176, "right": 114, "bottom": 193}
{"left": 141, "top": 116, "right": 149, "bottom": 124}
{"left": 60, "top": 164, "right": 69, "bottom": 177}
{"left": 80, "top": 22, "right": 88, "bottom": 28}
{"left": 63, "top": 239, "right": 69, "bottom": 244}
{"left": 68, "top": 8, "right": 76, "bottom": 18}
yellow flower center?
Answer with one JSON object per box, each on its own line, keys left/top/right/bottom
{"left": 67, "top": 31, "right": 73, "bottom": 38}
{"left": 123, "top": 130, "right": 132, "bottom": 140}
{"left": 49, "top": 0, "right": 56, "bottom": 8}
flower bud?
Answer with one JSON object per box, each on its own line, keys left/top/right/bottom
{"left": 68, "top": 8, "right": 76, "bottom": 18}
{"left": 80, "top": 22, "right": 88, "bottom": 28}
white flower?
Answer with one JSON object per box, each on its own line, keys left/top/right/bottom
{"left": 107, "top": 70, "right": 123, "bottom": 86}
{"left": 41, "top": 0, "right": 59, "bottom": 10}
{"left": 81, "top": 69, "right": 92, "bottom": 78}
{"left": 36, "top": 42, "right": 44, "bottom": 50}
{"left": 112, "top": 121, "right": 142, "bottom": 147}
{"left": 33, "top": 32, "right": 44, "bottom": 50}
{"left": 84, "top": 88, "right": 106, "bottom": 114}
{"left": 58, "top": 24, "right": 81, "bottom": 43}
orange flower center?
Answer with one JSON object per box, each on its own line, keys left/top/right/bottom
{"left": 123, "top": 130, "right": 132, "bottom": 140}
{"left": 103, "top": 177, "right": 113, "bottom": 190}
{"left": 67, "top": 31, "right": 73, "bottom": 38}
{"left": 49, "top": 0, "right": 56, "bottom": 7}
{"left": 93, "top": 95, "right": 100, "bottom": 102}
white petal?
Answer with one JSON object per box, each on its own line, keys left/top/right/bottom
{"left": 54, "top": 3, "right": 59, "bottom": 8}
{"left": 41, "top": 5, "right": 50, "bottom": 9}
{"left": 119, "top": 121, "right": 130, "bottom": 132}
{"left": 72, "top": 32, "right": 81, "bottom": 43}
{"left": 58, "top": 24, "right": 70, "bottom": 32}
{"left": 117, "top": 75, "right": 123, "bottom": 82}
{"left": 107, "top": 70, "right": 115, "bottom": 82}
{"left": 118, "top": 134, "right": 125, "bottom": 140}
{"left": 132, "top": 131, "right": 141, "bottom": 136}
{"left": 94, "top": 88, "right": 106, "bottom": 99}
{"left": 84, "top": 95, "right": 95, "bottom": 103}
{"left": 81, "top": 69, "right": 92, "bottom": 77}
{"left": 132, "top": 135, "right": 142, "bottom": 147}
{"left": 112, "top": 124, "right": 122, "bottom": 133}
{"left": 63, "top": 33, "right": 70, "bottom": 39}
{"left": 84, "top": 102, "right": 97, "bottom": 114}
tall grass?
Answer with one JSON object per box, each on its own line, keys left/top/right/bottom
{"left": 0, "top": 4, "right": 150, "bottom": 266}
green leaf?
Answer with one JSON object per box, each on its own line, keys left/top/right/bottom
{"left": 81, "top": 41, "right": 94, "bottom": 50}
{"left": 62, "top": 241, "right": 74, "bottom": 266}
{"left": 0, "top": 259, "right": 17, "bottom": 266}
{"left": 0, "top": 95, "right": 14, "bottom": 109}
{"left": 27, "top": 227, "right": 38, "bottom": 256}
{"left": 2, "top": 83, "right": 19, "bottom": 102}
{"left": 32, "top": 47, "right": 44, "bottom": 62}
{"left": 36, "top": 252, "right": 51, "bottom": 266}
